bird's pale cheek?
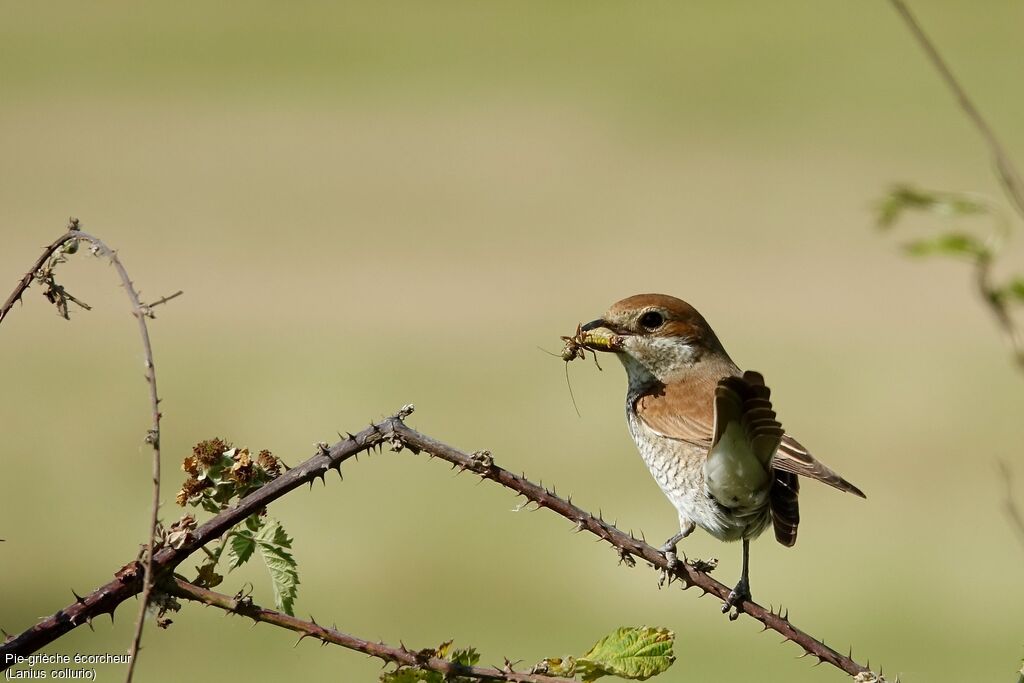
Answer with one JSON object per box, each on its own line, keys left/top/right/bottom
{"left": 623, "top": 337, "right": 699, "bottom": 381}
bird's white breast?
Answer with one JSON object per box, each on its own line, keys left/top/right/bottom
{"left": 625, "top": 407, "right": 769, "bottom": 542}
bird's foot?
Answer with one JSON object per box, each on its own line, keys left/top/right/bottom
{"left": 721, "top": 578, "right": 751, "bottom": 621}
{"left": 657, "top": 538, "right": 680, "bottom": 589}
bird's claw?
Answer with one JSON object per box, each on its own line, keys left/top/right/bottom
{"left": 721, "top": 581, "right": 751, "bottom": 621}
{"left": 657, "top": 542, "right": 679, "bottom": 589}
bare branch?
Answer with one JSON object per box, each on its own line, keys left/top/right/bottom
{"left": 0, "top": 409, "right": 881, "bottom": 679}
{"left": 0, "top": 222, "right": 168, "bottom": 681}
{"left": 165, "top": 578, "right": 574, "bottom": 683}
{"left": 888, "top": 0, "right": 1024, "bottom": 220}
{"left": 0, "top": 229, "right": 80, "bottom": 326}
{"left": 141, "top": 290, "right": 184, "bottom": 317}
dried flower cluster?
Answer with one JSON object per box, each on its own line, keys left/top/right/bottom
{"left": 177, "top": 439, "right": 282, "bottom": 512}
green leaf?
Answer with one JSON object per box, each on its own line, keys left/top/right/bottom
{"left": 225, "top": 530, "right": 256, "bottom": 570}
{"left": 576, "top": 626, "right": 675, "bottom": 681}
{"left": 876, "top": 185, "right": 989, "bottom": 229}
{"left": 448, "top": 646, "right": 479, "bottom": 668}
{"left": 256, "top": 518, "right": 299, "bottom": 615}
{"left": 902, "top": 233, "right": 989, "bottom": 260}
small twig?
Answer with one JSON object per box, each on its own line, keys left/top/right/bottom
{"left": 141, "top": 290, "right": 184, "bottom": 317}
{"left": 0, "top": 230, "right": 80, "bottom": 326}
{"left": 165, "top": 578, "right": 574, "bottom": 683}
{"left": 0, "top": 222, "right": 167, "bottom": 683}
{"left": 888, "top": 0, "right": 1024, "bottom": 220}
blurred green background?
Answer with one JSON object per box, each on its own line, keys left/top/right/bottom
{"left": 2, "top": 2, "right": 1023, "bottom": 681}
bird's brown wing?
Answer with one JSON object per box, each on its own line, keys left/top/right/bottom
{"left": 713, "top": 371, "right": 784, "bottom": 469}
{"left": 635, "top": 370, "right": 866, "bottom": 544}
{"left": 714, "top": 373, "right": 799, "bottom": 545}
{"left": 633, "top": 371, "right": 719, "bottom": 446}
{"left": 634, "top": 390, "right": 713, "bottom": 446}
{"left": 633, "top": 370, "right": 778, "bottom": 455}
{"left": 634, "top": 370, "right": 866, "bottom": 496}
{"left": 637, "top": 371, "right": 800, "bottom": 545}
{"left": 772, "top": 435, "right": 866, "bottom": 498}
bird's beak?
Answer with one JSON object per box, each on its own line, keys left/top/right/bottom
{"left": 579, "top": 319, "right": 624, "bottom": 352}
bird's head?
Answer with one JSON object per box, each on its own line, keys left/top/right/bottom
{"left": 581, "top": 293, "right": 732, "bottom": 387}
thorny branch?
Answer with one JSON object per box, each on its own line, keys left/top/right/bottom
{"left": 0, "top": 412, "right": 407, "bottom": 664}
{"left": 888, "top": 0, "right": 1024, "bottom": 220}
{"left": 0, "top": 408, "right": 883, "bottom": 680}
{"left": 164, "top": 577, "right": 575, "bottom": 683}
{"left": 0, "top": 222, "right": 171, "bottom": 683}
{"left": 0, "top": 229, "right": 83, "bottom": 325}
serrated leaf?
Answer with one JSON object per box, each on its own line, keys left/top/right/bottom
{"left": 902, "top": 233, "right": 989, "bottom": 259}
{"left": 449, "top": 646, "right": 479, "bottom": 668}
{"left": 225, "top": 530, "right": 256, "bottom": 570}
{"left": 256, "top": 518, "right": 299, "bottom": 615}
{"left": 576, "top": 626, "right": 675, "bottom": 682}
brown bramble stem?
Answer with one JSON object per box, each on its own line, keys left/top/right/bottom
{"left": 386, "top": 422, "right": 875, "bottom": 678}
{"left": 164, "top": 577, "right": 574, "bottom": 683}
{"left": 0, "top": 224, "right": 168, "bottom": 683}
{"left": 0, "top": 413, "right": 399, "bottom": 663}
{"left": 0, "top": 230, "right": 80, "bottom": 326}
{"left": 0, "top": 408, "right": 880, "bottom": 679}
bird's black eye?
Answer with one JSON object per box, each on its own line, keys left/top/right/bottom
{"left": 638, "top": 311, "right": 664, "bottom": 330}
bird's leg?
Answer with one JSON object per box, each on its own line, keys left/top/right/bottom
{"left": 657, "top": 519, "right": 695, "bottom": 588}
{"left": 722, "top": 537, "right": 752, "bottom": 620}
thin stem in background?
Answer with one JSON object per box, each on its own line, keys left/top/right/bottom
{"left": 888, "top": 0, "right": 1024, "bottom": 220}
{"left": 886, "top": 2, "right": 1024, "bottom": 371}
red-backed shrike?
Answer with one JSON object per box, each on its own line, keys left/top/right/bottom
{"left": 578, "top": 293, "right": 865, "bottom": 616}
